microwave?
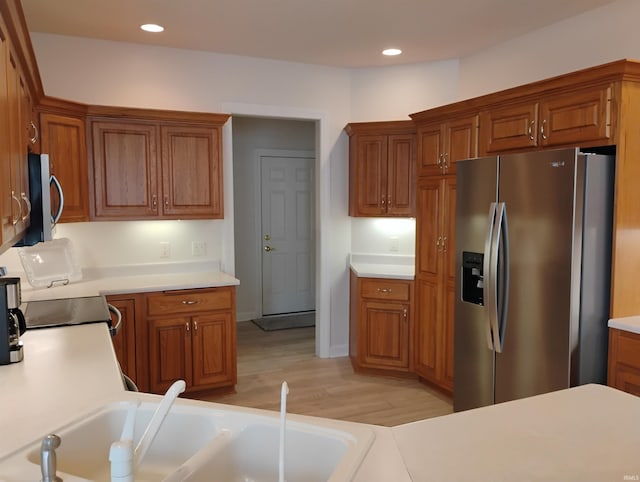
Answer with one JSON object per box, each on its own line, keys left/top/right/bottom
{"left": 14, "top": 153, "right": 64, "bottom": 247}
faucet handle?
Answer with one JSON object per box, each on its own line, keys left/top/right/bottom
{"left": 40, "top": 433, "right": 62, "bottom": 482}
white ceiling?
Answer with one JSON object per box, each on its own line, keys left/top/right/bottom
{"left": 21, "top": 0, "right": 617, "bottom": 68}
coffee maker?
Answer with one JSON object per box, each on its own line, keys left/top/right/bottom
{"left": 0, "top": 277, "right": 25, "bottom": 365}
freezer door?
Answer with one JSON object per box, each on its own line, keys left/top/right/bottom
{"left": 453, "top": 156, "right": 498, "bottom": 412}
{"left": 495, "top": 148, "right": 577, "bottom": 404}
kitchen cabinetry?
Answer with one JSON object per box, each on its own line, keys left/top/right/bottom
{"left": 479, "top": 84, "right": 613, "bottom": 154}
{"left": 39, "top": 104, "right": 89, "bottom": 222}
{"left": 345, "top": 121, "right": 416, "bottom": 217}
{"left": 107, "top": 294, "right": 142, "bottom": 385}
{"left": 413, "top": 177, "right": 456, "bottom": 391}
{"left": 416, "top": 115, "right": 478, "bottom": 177}
{"left": 349, "top": 272, "right": 413, "bottom": 373}
{"left": 89, "top": 109, "right": 229, "bottom": 221}
{"left": 608, "top": 328, "right": 640, "bottom": 397}
{"left": 142, "top": 287, "right": 237, "bottom": 395}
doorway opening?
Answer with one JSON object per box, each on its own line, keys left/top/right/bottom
{"left": 231, "top": 116, "right": 316, "bottom": 348}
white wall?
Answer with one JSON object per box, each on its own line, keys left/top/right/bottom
{"left": 350, "top": 59, "right": 460, "bottom": 120}
{"left": 350, "top": 218, "right": 416, "bottom": 255}
{"left": 231, "top": 117, "right": 316, "bottom": 321}
{"left": 458, "top": 0, "right": 640, "bottom": 99}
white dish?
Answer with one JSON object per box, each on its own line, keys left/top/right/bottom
{"left": 17, "top": 237, "right": 82, "bottom": 288}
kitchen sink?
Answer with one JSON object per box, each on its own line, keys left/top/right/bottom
{"left": 0, "top": 398, "right": 374, "bottom": 482}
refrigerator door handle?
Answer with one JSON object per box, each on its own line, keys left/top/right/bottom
{"left": 497, "top": 204, "right": 510, "bottom": 352}
{"left": 483, "top": 202, "right": 497, "bottom": 350}
{"left": 490, "top": 202, "right": 506, "bottom": 352}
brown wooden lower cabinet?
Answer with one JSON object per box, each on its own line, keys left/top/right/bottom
{"left": 608, "top": 327, "right": 640, "bottom": 396}
{"left": 109, "top": 286, "right": 237, "bottom": 395}
{"left": 349, "top": 272, "right": 413, "bottom": 374}
{"left": 107, "top": 294, "right": 143, "bottom": 387}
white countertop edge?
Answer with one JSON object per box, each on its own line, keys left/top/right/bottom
{"left": 608, "top": 315, "right": 640, "bottom": 334}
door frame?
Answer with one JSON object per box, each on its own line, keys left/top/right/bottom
{"left": 255, "top": 148, "right": 316, "bottom": 318}
{"left": 221, "top": 101, "right": 334, "bottom": 358}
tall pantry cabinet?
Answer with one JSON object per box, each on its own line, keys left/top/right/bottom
{"left": 411, "top": 112, "right": 477, "bottom": 393}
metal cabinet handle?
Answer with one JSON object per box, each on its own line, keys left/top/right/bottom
{"left": 443, "top": 236, "right": 448, "bottom": 252}
{"left": 164, "top": 196, "right": 169, "bottom": 208}
{"left": 436, "top": 236, "right": 442, "bottom": 249}
{"left": 193, "top": 320, "right": 198, "bottom": 333}
{"left": 181, "top": 300, "right": 199, "bottom": 305}
{"left": 442, "top": 153, "right": 449, "bottom": 170}
{"left": 540, "top": 119, "right": 548, "bottom": 140}
{"left": 11, "top": 191, "right": 21, "bottom": 225}
{"left": 29, "top": 120, "right": 38, "bottom": 145}
{"left": 387, "top": 194, "right": 392, "bottom": 208}
{"left": 20, "top": 192, "right": 31, "bottom": 221}
{"left": 528, "top": 121, "right": 535, "bottom": 141}
{"left": 185, "top": 322, "right": 190, "bottom": 332}
{"left": 377, "top": 288, "right": 392, "bottom": 294}
{"left": 403, "top": 308, "right": 408, "bottom": 320}
{"left": 152, "top": 194, "right": 157, "bottom": 209}
{"left": 381, "top": 196, "right": 386, "bottom": 206}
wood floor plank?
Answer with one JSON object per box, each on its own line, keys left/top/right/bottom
{"left": 192, "top": 321, "right": 453, "bottom": 426}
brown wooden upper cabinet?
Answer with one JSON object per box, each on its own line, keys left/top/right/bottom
{"left": 345, "top": 121, "right": 416, "bottom": 217}
{"left": 479, "top": 83, "right": 613, "bottom": 154}
{"left": 39, "top": 110, "right": 89, "bottom": 222}
{"left": 417, "top": 114, "right": 478, "bottom": 177}
{"left": 89, "top": 111, "right": 229, "bottom": 221}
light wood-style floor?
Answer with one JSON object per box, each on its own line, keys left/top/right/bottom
{"left": 196, "top": 321, "right": 452, "bottom": 426}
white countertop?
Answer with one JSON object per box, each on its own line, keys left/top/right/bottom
{"left": 12, "top": 262, "right": 239, "bottom": 302}
{"left": 349, "top": 253, "right": 415, "bottom": 280}
{"left": 608, "top": 315, "right": 640, "bottom": 335}
{"left": 3, "top": 310, "right": 640, "bottom": 480}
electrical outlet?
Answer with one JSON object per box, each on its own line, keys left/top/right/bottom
{"left": 159, "top": 241, "right": 171, "bottom": 258}
{"left": 192, "top": 241, "right": 207, "bottom": 256}
{"left": 390, "top": 236, "right": 399, "bottom": 253}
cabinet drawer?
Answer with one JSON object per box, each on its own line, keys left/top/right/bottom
{"left": 614, "top": 329, "right": 640, "bottom": 367}
{"left": 360, "top": 278, "right": 411, "bottom": 302}
{"left": 146, "top": 288, "right": 232, "bottom": 316}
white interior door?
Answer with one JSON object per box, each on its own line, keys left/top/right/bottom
{"left": 261, "top": 154, "right": 315, "bottom": 316}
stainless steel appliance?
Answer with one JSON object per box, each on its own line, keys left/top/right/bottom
{"left": 24, "top": 296, "right": 116, "bottom": 334}
{"left": 454, "top": 148, "right": 614, "bottom": 412}
{"left": 0, "top": 277, "right": 26, "bottom": 365}
{"left": 14, "top": 153, "right": 64, "bottom": 247}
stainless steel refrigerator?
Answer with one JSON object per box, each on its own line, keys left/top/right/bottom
{"left": 453, "top": 147, "right": 614, "bottom": 412}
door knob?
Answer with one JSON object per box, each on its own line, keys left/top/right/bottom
{"left": 264, "top": 246, "right": 273, "bottom": 252}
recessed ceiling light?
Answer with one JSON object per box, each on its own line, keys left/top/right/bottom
{"left": 141, "top": 24, "right": 164, "bottom": 33}
{"left": 382, "top": 48, "right": 402, "bottom": 56}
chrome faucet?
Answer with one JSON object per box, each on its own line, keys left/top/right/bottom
{"left": 40, "top": 434, "right": 62, "bottom": 482}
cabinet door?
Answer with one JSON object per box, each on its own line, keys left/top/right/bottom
{"left": 479, "top": 101, "right": 539, "bottom": 154}
{"left": 160, "top": 125, "right": 223, "bottom": 218}
{"left": 6, "top": 49, "right": 27, "bottom": 237}
{"left": 387, "top": 134, "right": 415, "bottom": 216}
{"left": 191, "top": 312, "right": 235, "bottom": 389}
{"left": 416, "top": 178, "right": 443, "bottom": 277}
{"left": 444, "top": 177, "right": 456, "bottom": 283}
{"left": 443, "top": 114, "right": 478, "bottom": 174}
{"left": 148, "top": 316, "right": 192, "bottom": 394}
{"left": 360, "top": 300, "right": 410, "bottom": 370}
{"left": 414, "top": 276, "right": 440, "bottom": 381}
{"left": 40, "top": 113, "right": 89, "bottom": 222}
{"left": 349, "top": 134, "right": 387, "bottom": 216}
{"left": 0, "top": 23, "right": 13, "bottom": 247}
{"left": 539, "top": 84, "right": 613, "bottom": 147}
{"left": 417, "top": 122, "right": 442, "bottom": 177}
{"left": 107, "top": 296, "right": 138, "bottom": 384}
{"left": 442, "top": 280, "right": 456, "bottom": 392}
{"left": 91, "top": 121, "right": 159, "bottom": 219}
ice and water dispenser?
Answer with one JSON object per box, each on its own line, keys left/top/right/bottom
{"left": 461, "top": 252, "right": 484, "bottom": 305}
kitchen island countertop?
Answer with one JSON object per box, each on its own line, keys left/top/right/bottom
{"left": 2, "top": 322, "right": 640, "bottom": 480}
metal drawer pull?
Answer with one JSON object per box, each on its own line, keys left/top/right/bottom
{"left": 403, "top": 308, "right": 408, "bottom": 320}
{"left": 185, "top": 322, "right": 190, "bottom": 332}
{"left": 193, "top": 320, "right": 198, "bottom": 332}
{"left": 181, "top": 300, "right": 199, "bottom": 305}
{"left": 377, "top": 288, "right": 392, "bottom": 294}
